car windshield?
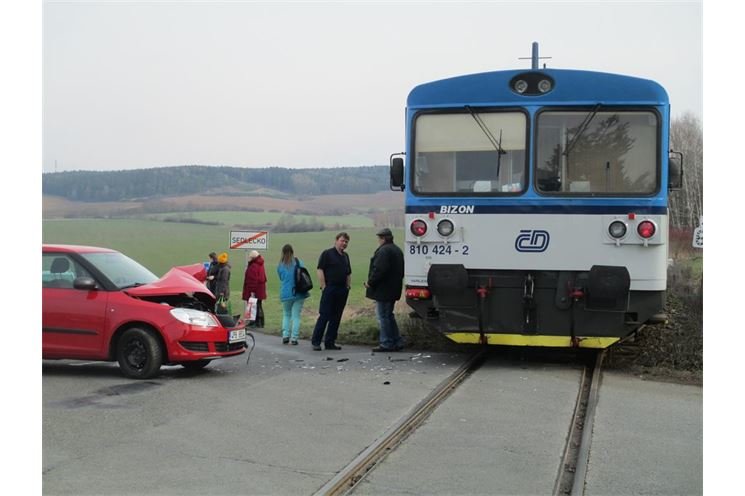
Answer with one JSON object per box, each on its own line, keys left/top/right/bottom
{"left": 412, "top": 110, "right": 527, "bottom": 194}
{"left": 81, "top": 252, "right": 159, "bottom": 289}
{"left": 535, "top": 110, "right": 659, "bottom": 195}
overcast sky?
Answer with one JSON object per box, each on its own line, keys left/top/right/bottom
{"left": 42, "top": 1, "right": 702, "bottom": 172}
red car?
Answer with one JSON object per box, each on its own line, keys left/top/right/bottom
{"left": 42, "top": 244, "right": 246, "bottom": 379}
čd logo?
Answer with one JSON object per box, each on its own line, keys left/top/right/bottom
{"left": 515, "top": 230, "right": 550, "bottom": 252}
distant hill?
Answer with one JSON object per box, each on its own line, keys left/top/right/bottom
{"left": 42, "top": 165, "right": 389, "bottom": 202}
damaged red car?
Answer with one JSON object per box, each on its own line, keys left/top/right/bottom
{"left": 42, "top": 244, "right": 246, "bottom": 379}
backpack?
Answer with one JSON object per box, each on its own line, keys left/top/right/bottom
{"left": 294, "top": 258, "right": 313, "bottom": 294}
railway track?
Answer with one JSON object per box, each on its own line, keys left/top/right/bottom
{"left": 313, "top": 350, "right": 488, "bottom": 496}
{"left": 314, "top": 349, "right": 604, "bottom": 496}
{"left": 554, "top": 350, "right": 605, "bottom": 496}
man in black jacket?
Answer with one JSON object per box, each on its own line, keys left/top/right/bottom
{"left": 365, "top": 228, "right": 405, "bottom": 352}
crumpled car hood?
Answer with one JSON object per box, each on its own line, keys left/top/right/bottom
{"left": 124, "top": 263, "right": 214, "bottom": 302}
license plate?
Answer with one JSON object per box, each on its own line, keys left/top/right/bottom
{"left": 228, "top": 328, "right": 246, "bottom": 343}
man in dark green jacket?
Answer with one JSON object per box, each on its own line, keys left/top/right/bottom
{"left": 365, "top": 228, "right": 405, "bottom": 352}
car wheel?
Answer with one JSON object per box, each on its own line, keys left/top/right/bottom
{"left": 181, "top": 360, "right": 211, "bottom": 371}
{"left": 116, "top": 327, "right": 163, "bottom": 379}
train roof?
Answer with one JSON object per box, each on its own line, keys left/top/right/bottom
{"left": 407, "top": 68, "right": 669, "bottom": 108}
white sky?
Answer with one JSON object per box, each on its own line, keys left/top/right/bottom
{"left": 41, "top": 0, "right": 703, "bottom": 172}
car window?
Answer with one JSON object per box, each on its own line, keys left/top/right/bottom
{"left": 42, "top": 254, "right": 93, "bottom": 289}
{"left": 80, "top": 251, "right": 158, "bottom": 289}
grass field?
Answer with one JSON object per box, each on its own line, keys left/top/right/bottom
{"left": 43, "top": 218, "right": 404, "bottom": 344}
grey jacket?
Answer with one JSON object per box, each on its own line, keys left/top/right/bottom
{"left": 214, "top": 263, "right": 231, "bottom": 298}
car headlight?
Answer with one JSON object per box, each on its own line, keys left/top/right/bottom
{"left": 170, "top": 308, "right": 220, "bottom": 327}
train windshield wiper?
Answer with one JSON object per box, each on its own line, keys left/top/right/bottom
{"left": 465, "top": 106, "right": 507, "bottom": 176}
{"left": 563, "top": 104, "right": 601, "bottom": 157}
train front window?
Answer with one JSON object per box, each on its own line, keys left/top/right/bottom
{"left": 536, "top": 110, "right": 658, "bottom": 195}
{"left": 412, "top": 111, "right": 527, "bottom": 195}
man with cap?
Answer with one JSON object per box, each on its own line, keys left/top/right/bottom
{"left": 364, "top": 227, "right": 405, "bottom": 352}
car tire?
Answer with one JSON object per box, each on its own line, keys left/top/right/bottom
{"left": 116, "top": 327, "right": 163, "bottom": 379}
{"left": 180, "top": 360, "right": 211, "bottom": 371}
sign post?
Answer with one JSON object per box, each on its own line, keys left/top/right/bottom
{"left": 229, "top": 231, "right": 269, "bottom": 251}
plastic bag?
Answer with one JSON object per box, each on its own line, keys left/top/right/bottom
{"left": 245, "top": 295, "right": 258, "bottom": 321}
{"left": 215, "top": 296, "right": 231, "bottom": 315}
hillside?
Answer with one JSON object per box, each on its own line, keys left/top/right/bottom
{"left": 42, "top": 190, "right": 405, "bottom": 220}
{"left": 42, "top": 165, "right": 389, "bottom": 202}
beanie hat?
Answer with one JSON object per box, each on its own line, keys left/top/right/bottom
{"left": 248, "top": 250, "right": 260, "bottom": 261}
{"left": 218, "top": 252, "right": 228, "bottom": 264}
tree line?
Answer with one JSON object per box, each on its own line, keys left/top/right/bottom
{"left": 668, "top": 113, "right": 703, "bottom": 229}
{"left": 42, "top": 165, "right": 389, "bottom": 201}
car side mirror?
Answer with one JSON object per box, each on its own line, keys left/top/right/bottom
{"left": 668, "top": 150, "right": 683, "bottom": 190}
{"left": 390, "top": 155, "right": 405, "bottom": 191}
{"left": 73, "top": 277, "right": 97, "bottom": 290}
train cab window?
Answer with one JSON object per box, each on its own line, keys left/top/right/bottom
{"left": 535, "top": 110, "right": 658, "bottom": 195}
{"left": 412, "top": 111, "right": 527, "bottom": 195}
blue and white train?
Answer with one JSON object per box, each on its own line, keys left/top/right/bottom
{"left": 390, "top": 45, "right": 682, "bottom": 348}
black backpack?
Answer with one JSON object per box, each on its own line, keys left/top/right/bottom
{"left": 294, "top": 258, "right": 313, "bottom": 294}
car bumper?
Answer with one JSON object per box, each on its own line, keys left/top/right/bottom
{"left": 165, "top": 321, "right": 247, "bottom": 361}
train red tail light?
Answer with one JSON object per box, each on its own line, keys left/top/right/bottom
{"left": 637, "top": 220, "right": 656, "bottom": 239}
{"left": 406, "top": 287, "right": 432, "bottom": 300}
{"left": 410, "top": 219, "right": 428, "bottom": 237}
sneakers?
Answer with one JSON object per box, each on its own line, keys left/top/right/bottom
{"left": 312, "top": 345, "right": 322, "bottom": 351}
{"left": 291, "top": 340, "right": 298, "bottom": 346}
{"left": 282, "top": 337, "right": 290, "bottom": 345}
{"left": 325, "top": 344, "right": 342, "bottom": 350}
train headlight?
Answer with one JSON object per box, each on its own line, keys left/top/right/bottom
{"left": 538, "top": 79, "right": 552, "bottom": 93}
{"left": 608, "top": 221, "right": 627, "bottom": 239}
{"left": 437, "top": 219, "right": 455, "bottom": 237}
{"left": 637, "top": 220, "right": 656, "bottom": 239}
{"left": 514, "top": 79, "right": 528, "bottom": 94}
{"left": 410, "top": 219, "right": 428, "bottom": 237}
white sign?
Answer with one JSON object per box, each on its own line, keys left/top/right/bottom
{"left": 229, "top": 231, "right": 269, "bottom": 250}
{"left": 692, "top": 216, "right": 702, "bottom": 249}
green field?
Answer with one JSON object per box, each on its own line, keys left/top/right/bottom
{"left": 43, "top": 219, "right": 404, "bottom": 344}
{"left": 142, "top": 211, "right": 374, "bottom": 228}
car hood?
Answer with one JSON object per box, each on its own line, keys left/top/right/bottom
{"left": 124, "top": 263, "right": 214, "bottom": 302}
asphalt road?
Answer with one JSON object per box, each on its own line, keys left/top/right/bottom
{"left": 42, "top": 335, "right": 702, "bottom": 495}
{"left": 42, "top": 332, "right": 465, "bottom": 495}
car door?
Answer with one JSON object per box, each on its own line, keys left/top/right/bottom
{"left": 42, "top": 253, "right": 109, "bottom": 359}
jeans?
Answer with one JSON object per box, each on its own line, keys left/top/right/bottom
{"left": 281, "top": 297, "right": 305, "bottom": 340}
{"left": 311, "top": 285, "right": 349, "bottom": 346}
{"left": 375, "top": 300, "right": 402, "bottom": 350}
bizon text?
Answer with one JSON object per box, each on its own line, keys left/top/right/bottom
{"left": 440, "top": 205, "right": 475, "bottom": 214}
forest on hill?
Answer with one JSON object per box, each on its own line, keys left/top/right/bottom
{"left": 41, "top": 165, "right": 389, "bottom": 202}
